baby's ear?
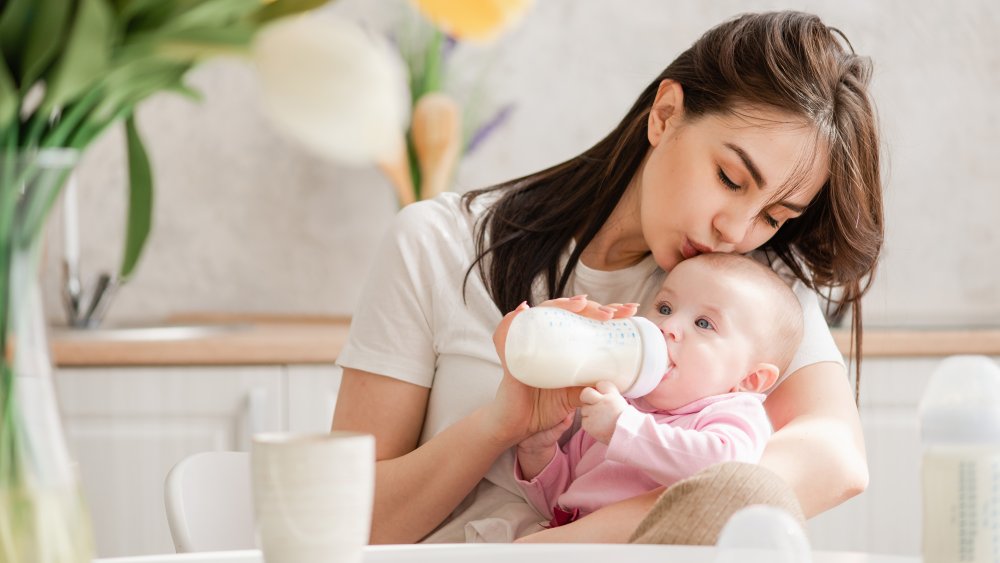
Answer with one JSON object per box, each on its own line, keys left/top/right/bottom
{"left": 737, "top": 363, "right": 780, "bottom": 394}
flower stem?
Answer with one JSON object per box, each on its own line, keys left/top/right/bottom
{"left": 0, "top": 125, "right": 20, "bottom": 362}
{"left": 40, "top": 88, "right": 103, "bottom": 150}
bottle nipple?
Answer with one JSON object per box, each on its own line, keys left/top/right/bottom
{"left": 621, "top": 317, "right": 669, "bottom": 398}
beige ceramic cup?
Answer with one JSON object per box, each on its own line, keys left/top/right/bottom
{"left": 251, "top": 432, "right": 375, "bottom": 563}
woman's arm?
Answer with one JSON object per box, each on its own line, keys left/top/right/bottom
{"left": 520, "top": 361, "right": 867, "bottom": 542}
{"left": 516, "top": 488, "right": 661, "bottom": 543}
{"left": 759, "top": 360, "right": 868, "bottom": 517}
{"left": 332, "top": 367, "right": 514, "bottom": 544}
{"left": 334, "top": 298, "right": 632, "bottom": 544}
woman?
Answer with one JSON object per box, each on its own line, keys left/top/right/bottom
{"left": 333, "top": 10, "right": 882, "bottom": 544}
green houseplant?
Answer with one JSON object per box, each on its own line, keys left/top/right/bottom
{"left": 0, "top": 1, "right": 415, "bottom": 560}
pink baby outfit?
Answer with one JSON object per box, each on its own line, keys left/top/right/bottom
{"left": 514, "top": 392, "right": 770, "bottom": 524}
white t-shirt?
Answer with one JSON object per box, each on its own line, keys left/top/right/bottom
{"left": 336, "top": 192, "right": 843, "bottom": 542}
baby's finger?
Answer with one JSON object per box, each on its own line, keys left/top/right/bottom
{"left": 579, "top": 387, "right": 601, "bottom": 404}
{"left": 595, "top": 380, "right": 619, "bottom": 395}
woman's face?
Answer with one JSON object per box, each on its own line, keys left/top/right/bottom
{"left": 638, "top": 81, "right": 829, "bottom": 272}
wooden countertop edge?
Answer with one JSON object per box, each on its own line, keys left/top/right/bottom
{"left": 48, "top": 319, "right": 1000, "bottom": 367}
{"left": 831, "top": 329, "right": 1000, "bottom": 357}
{"left": 51, "top": 322, "right": 351, "bottom": 367}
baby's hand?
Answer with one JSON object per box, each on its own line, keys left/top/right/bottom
{"left": 580, "top": 381, "right": 629, "bottom": 444}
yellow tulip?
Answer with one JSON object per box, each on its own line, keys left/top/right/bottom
{"left": 410, "top": 0, "right": 533, "bottom": 42}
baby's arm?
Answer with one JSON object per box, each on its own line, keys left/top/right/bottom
{"left": 606, "top": 396, "right": 772, "bottom": 485}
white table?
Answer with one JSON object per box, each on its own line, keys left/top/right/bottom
{"left": 95, "top": 544, "right": 920, "bottom": 563}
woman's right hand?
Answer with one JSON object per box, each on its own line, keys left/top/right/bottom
{"left": 484, "top": 295, "right": 638, "bottom": 448}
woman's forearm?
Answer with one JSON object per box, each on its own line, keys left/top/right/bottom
{"left": 516, "top": 488, "right": 662, "bottom": 543}
{"left": 759, "top": 413, "right": 868, "bottom": 517}
{"left": 761, "top": 361, "right": 869, "bottom": 517}
{"left": 369, "top": 407, "right": 510, "bottom": 544}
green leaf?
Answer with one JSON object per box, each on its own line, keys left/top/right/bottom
{"left": 89, "top": 57, "right": 190, "bottom": 124}
{"left": 123, "top": 0, "right": 197, "bottom": 33}
{"left": 19, "top": 0, "right": 76, "bottom": 88}
{"left": 252, "top": 0, "right": 330, "bottom": 24}
{"left": 0, "top": 0, "right": 35, "bottom": 74}
{"left": 158, "top": 0, "right": 259, "bottom": 32}
{"left": 41, "top": 0, "right": 115, "bottom": 114}
{"left": 120, "top": 114, "right": 152, "bottom": 280}
{"left": 122, "top": 24, "right": 256, "bottom": 63}
{"left": 117, "top": 0, "right": 171, "bottom": 27}
{"left": 124, "top": 0, "right": 254, "bottom": 34}
{"left": 0, "top": 55, "right": 16, "bottom": 131}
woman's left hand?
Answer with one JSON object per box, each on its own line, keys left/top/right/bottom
{"left": 484, "top": 296, "right": 637, "bottom": 448}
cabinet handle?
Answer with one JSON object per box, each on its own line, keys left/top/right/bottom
{"left": 239, "top": 387, "right": 268, "bottom": 451}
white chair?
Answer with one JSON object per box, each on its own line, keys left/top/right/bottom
{"left": 164, "top": 450, "right": 256, "bottom": 552}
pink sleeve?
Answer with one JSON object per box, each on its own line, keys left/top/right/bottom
{"left": 604, "top": 397, "right": 771, "bottom": 486}
{"left": 514, "top": 431, "right": 588, "bottom": 520}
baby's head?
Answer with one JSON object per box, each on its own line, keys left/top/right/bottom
{"left": 640, "top": 253, "right": 804, "bottom": 411}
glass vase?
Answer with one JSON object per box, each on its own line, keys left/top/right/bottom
{"left": 0, "top": 149, "right": 94, "bottom": 562}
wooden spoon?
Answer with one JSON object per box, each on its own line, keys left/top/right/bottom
{"left": 411, "top": 92, "right": 461, "bottom": 200}
{"left": 377, "top": 134, "right": 416, "bottom": 206}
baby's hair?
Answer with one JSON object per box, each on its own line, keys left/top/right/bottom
{"left": 689, "top": 253, "right": 804, "bottom": 373}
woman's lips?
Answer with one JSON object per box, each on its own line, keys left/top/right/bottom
{"left": 681, "top": 238, "right": 712, "bottom": 259}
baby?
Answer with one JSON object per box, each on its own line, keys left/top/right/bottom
{"left": 514, "top": 252, "right": 804, "bottom": 530}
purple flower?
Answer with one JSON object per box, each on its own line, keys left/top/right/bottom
{"left": 465, "top": 102, "right": 515, "bottom": 155}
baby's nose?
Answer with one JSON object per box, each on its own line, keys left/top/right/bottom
{"left": 660, "top": 321, "right": 682, "bottom": 341}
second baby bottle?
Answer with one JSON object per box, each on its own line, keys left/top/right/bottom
{"left": 504, "top": 306, "right": 669, "bottom": 398}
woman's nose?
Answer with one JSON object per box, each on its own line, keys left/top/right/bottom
{"left": 712, "top": 209, "right": 753, "bottom": 246}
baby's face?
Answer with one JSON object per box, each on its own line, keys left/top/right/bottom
{"left": 640, "top": 259, "right": 767, "bottom": 411}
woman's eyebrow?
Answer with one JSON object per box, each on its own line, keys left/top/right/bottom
{"left": 724, "top": 142, "right": 766, "bottom": 189}
{"left": 780, "top": 201, "right": 807, "bottom": 213}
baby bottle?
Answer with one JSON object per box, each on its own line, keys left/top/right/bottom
{"left": 919, "top": 355, "right": 1000, "bottom": 563}
{"left": 504, "top": 307, "right": 669, "bottom": 398}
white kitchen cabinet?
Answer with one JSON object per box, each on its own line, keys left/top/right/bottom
{"left": 55, "top": 356, "right": 985, "bottom": 558}
{"left": 286, "top": 364, "right": 343, "bottom": 433}
{"left": 806, "top": 356, "right": 1000, "bottom": 556}
{"left": 54, "top": 366, "right": 287, "bottom": 558}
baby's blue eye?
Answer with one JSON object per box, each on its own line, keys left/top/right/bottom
{"left": 695, "top": 318, "right": 713, "bottom": 330}
{"left": 658, "top": 304, "right": 671, "bottom": 315}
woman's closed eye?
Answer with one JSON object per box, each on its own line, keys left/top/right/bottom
{"left": 717, "top": 168, "right": 742, "bottom": 191}
{"left": 720, "top": 167, "right": 781, "bottom": 228}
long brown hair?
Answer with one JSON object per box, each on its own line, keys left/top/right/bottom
{"left": 463, "top": 11, "right": 883, "bottom": 400}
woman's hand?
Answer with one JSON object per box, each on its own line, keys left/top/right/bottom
{"left": 484, "top": 295, "right": 638, "bottom": 448}
{"left": 516, "top": 412, "right": 574, "bottom": 481}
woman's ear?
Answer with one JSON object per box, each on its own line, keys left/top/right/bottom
{"left": 647, "top": 79, "right": 685, "bottom": 146}
{"left": 736, "top": 363, "right": 780, "bottom": 394}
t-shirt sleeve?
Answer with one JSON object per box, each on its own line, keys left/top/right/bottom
{"left": 779, "top": 279, "right": 845, "bottom": 387}
{"left": 335, "top": 201, "right": 442, "bottom": 388}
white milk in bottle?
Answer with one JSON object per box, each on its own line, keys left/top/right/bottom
{"left": 919, "top": 355, "right": 1000, "bottom": 562}
{"left": 504, "top": 307, "right": 669, "bottom": 398}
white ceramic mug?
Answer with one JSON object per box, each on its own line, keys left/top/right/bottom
{"left": 251, "top": 431, "right": 375, "bottom": 563}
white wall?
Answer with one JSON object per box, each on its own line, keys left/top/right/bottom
{"left": 41, "top": 0, "right": 1000, "bottom": 328}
